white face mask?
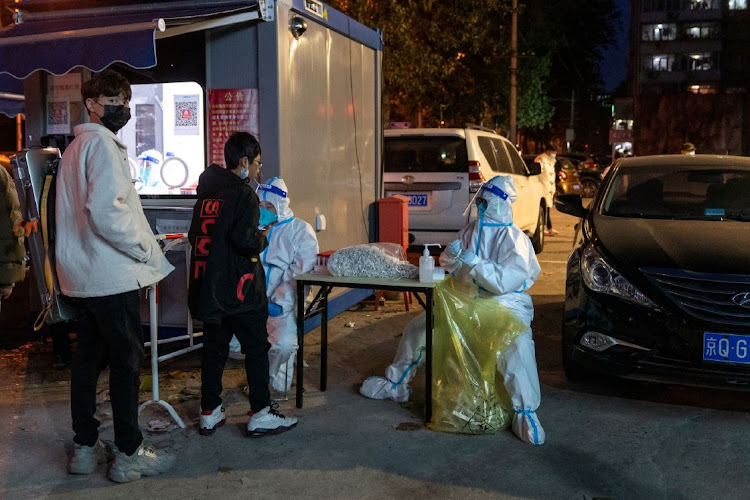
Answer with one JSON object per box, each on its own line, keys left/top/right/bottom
{"left": 549, "top": 153, "right": 556, "bottom": 159}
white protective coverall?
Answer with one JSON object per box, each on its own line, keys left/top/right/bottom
{"left": 360, "top": 175, "right": 545, "bottom": 445}
{"left": 229, "top": 177, "right": 319, "bottom": 392}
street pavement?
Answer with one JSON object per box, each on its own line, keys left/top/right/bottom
{"left": 1, "top": 207, "right": 749, "bottom": 499}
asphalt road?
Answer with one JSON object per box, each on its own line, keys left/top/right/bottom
{"left": 1, "top": 207, "right": 749, "bottom": 499}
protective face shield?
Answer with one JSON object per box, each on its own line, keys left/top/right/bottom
{"left": 256, "top": 177, "right": 293, "bottom": 220}
{"left": 464, "top": 175, "right": 517, "bottom": 222}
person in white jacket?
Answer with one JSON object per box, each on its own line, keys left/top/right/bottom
{"left": 55, "top": 70, "right": 176, "bottom": 482}
{"left": 534, "top": 145, "right": 558, "bottom": 236}
{"left": 360, "top": 175, "right": 545, "bottom": 445}
{"left": 229, "top": 177, "right": 319, "bottom": 396}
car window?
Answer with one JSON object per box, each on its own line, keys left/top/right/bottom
{"left": 601, "top": 165, "right": 750, "bottom": 221}
{"left": 489, "top": 138, "right": 513, "bottom": 174}
{"left": 384, "top": 136, "right": 469, "bottom": 173}
{"left": 501, "top": 140, "right": 528, "bottom": 175}
{"left": 477, "top": 136, "right": 500, "bottom": 171}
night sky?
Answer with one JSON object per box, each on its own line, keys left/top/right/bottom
{"left": 601, "top": 0, "right": 631, "bottom": 92}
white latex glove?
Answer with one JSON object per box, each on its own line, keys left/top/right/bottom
{"left": 445, "top": 239, "right": 461, "bottom": 259}
{"left": 458, "top": 249, "right": 479, "bottom": 267}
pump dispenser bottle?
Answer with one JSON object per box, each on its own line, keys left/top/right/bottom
{"left": 419, "top": 244, "right": 442, "bottom": 283}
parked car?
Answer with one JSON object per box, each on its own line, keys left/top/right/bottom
{"left": 556, "top": 154, "right": 750, "bottom": 388}
{"left": 523, "top": 154, "right": 582, "bottom": 196}
{"left": 383, "top": 126, "right": 548, "bottom": 253}
{"left": 559, "top": 154, "right": 602, "bottom": 198}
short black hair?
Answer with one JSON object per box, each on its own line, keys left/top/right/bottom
{"left": 224, "top": 132, "right": 261, "bottom": 170}
{"left": 81, "top": 69, "right": 132, "bottom": 101}
{"left": 545, "top": 144, "right": 557, "bottom": 153}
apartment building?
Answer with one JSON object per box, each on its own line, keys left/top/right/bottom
{"left": 627, "top": 0, "right": 750, "bottom": 154}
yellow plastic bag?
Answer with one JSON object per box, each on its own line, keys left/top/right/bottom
{"left": 429, "top": 277, "right": 526, "bottom": 434}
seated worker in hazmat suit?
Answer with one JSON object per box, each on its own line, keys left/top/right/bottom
{"left": 360, "top": 174, "right": 545, "bottom": 445}
{"left": 229, "top": 177, "right": 319, "bottom": 397}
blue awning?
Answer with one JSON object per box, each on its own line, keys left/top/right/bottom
{"left": 0, "top": 1, "right": 261, "bottom": 79}
{"left": 0, "top": 74, "right": 24, "bottom": 117}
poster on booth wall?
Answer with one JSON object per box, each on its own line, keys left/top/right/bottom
{"left": 174, "top": 94, "right": 200, "bottom": 136}
{"left": 46, "top": 73, "right": 82, "bottom": 135}
{"left": 207, "top": 88, "right": 259, "bottom": 167}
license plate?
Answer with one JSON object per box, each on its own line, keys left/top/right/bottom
{"left": 385, "top": 191, "right": 431, "bottom": 209}
{"left": 703, "top": 332, "right": 750, "bottom": 364}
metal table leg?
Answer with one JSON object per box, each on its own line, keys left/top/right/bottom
{"left": 296, "top": 280, "right": 305, "bottom": 408}
{"left": 320, "top": 286, "right": 329, "bottom": 391}
{"left": 424, "top": 288, "right": 433, "bottom": 423}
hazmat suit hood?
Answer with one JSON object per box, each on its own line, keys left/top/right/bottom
{"left": 478, "top": 175, "right": 516, "bottom": 225}
{"left": 257, "top": 177, "right": 293, "bottom": 221}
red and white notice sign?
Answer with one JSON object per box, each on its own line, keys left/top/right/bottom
{"left": 207, "top": 88, "right": 259, "bottom": 167}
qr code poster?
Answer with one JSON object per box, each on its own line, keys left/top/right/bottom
{"left": 47, "top": 101, "right": 70, "bottom": 134}
{"left": 174, "top": 94, "right": 200, "bottom": 136}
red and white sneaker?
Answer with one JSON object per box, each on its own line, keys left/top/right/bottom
{"left": 247, "top": 405, "right": 297, "bottom": 437}
{"left": 199, "top": 405, "right": 226, "bottom": 436}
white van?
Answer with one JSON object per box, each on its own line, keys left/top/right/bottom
{"left": 383, "top": 126, "right": 548, "bottom": 253}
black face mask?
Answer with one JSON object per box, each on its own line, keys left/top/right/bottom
{"left": 100, "top": 104, "right": 131, "bottom": 133}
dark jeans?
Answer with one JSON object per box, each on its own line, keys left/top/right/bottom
{"left": 51, "top": 321, "right": 74, "bottom": 359}
{"left": 201, "top": 312, "right": 271, "bottom": 413}
{"left": 70, "top": 290, "right": 143, "bottom": 455}
{"left": 546, "top": 206, "right": 553, "bottom": 230}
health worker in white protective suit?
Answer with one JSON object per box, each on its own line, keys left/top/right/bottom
{"left": 230, "top": 177, "right": 319, "bottom": 394}
{"left": 360, "top": 174, "right": 545, "bottom": 445}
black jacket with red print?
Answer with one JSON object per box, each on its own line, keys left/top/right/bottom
{"left": 188, "top": 164, "right": 268, "bottom": 323}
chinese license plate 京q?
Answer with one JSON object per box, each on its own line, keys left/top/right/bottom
{"left": 703, "top": 332, "right": 750, "bottom": 365}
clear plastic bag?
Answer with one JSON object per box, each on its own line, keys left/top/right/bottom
{"left": 429, "top": 277, "right": 526, "bottom": 435}
{"left": 327, "top": 243, "right": 418, "bottom": 279}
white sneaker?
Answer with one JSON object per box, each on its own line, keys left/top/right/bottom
{"left": 247, "top": 405, "right": 298, "bottom": 437}
{"left": 199, "top": 405, "right": 226, "bottom": 436}
{"left": 108, "top": 442, "right": 176, "bottom": 483}
{"left": 68, "top": 440, "right": 105, "bottom": 475}
{"left": 359, "top": 376, "right": 411, "bottom": 403}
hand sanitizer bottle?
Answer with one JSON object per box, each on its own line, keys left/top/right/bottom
{"left": 419, "top": 244, "right": 441, "bottom": 283}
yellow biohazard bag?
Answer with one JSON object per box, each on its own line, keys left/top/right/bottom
{"left": 429, "top": 277, "right": 526, "bottom": 435}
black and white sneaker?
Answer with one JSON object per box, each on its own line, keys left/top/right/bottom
{"left": 247, "top": 404, "right": 298, "bottom": 437}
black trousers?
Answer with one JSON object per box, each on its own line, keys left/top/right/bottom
{"left": 70, "top": 290, "right": 143, "bottom": 455}
{"left": 546, "top": 206, "right": 553, "bottom": 229}
{"left": 201, "top": 312, "right": 271, "bottom": 413}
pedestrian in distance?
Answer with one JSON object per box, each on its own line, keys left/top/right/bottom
{"left": 681, "top": 142, "right": 696, "bottom": 156}
{"left": 534, "top": 144, "right": 559, "bottom": 236}
{"left": 189, "top": 132, "right": 298, "bottom": 437}
{"left": 55, "top": 69, "right": 177, "bottom": 482}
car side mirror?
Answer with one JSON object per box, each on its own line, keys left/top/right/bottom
{"left": 527, "top": 162, "right": 542, "bottom": 176}
{"left": 554, "top": 193, "right": 587, "bottom": 218}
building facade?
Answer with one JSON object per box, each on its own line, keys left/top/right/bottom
{"left": 627, "top": 0, "right": 750, "bottom": 154}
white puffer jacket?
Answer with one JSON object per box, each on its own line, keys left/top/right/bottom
{"left": 55, "top": 123, "right": 174, "bottom": 297}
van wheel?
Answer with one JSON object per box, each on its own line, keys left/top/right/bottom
{"left": 530, "top": 204, "right": 545, "bottom": 254}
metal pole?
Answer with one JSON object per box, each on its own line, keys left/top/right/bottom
{"left": 509, "top": 0, "right": 518, "bottom": 146}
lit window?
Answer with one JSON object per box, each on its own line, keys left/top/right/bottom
{"left": 649, "top": 55, "right": 675, "bottom": 71}
{"left": 728, "top": 0, "right": 747, "bottom": 9}
{"left": 688, "top": 84, "right": 717, "bottom": 94}
{"left": 689, "top": 53, "right": 714, "bottom": 71}
{"left": 642, "top": 23, "right": 677, "bottom": 41}
{"left": 683, "top": 23, "right": 719, "bottom": 39}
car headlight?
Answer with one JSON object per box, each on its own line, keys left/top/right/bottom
{"left": 581, "top": 243, "right": 657, "bottom": 309}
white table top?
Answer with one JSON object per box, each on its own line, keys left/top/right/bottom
{"left": 295, "top": 272, "right": 437, "bottom": 289}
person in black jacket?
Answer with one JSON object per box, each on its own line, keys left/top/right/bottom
{"left": 189, "top": 132, "right": 298, "bottom": 437}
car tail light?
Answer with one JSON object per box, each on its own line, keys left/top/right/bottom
{"left": 558, "top": 171, "right": 568, "bottom": 181}
{"left": 468, "top": 161, "right": 485, "bottom": 193}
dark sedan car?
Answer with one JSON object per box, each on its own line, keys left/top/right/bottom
{"left": 556, "top": 154, "right": 750, "bottom": 388}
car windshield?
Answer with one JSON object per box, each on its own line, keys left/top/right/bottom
{"left": 601, "top": 165, "right": 750, "bottom": 221}
{"left": 384, "top": 136, "right": 468, "bottom": 173}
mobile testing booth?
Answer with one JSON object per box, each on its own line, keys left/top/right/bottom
{"left": 0, "top": 0, "right": 383, "bottom": 331}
